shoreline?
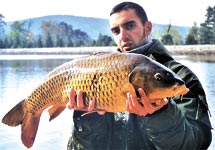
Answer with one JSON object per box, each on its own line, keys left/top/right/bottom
{"left": 0, "top": 45, "right": 215, "bottom": 55}
{"left": 165, "top": 45, "right": 215, "bottom": 55}
{"left": 0, "top": 47, "right": 116, "bottom": 55}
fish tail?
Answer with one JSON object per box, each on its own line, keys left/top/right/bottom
{"left": 2, "top": 100, "right": 25, "bottom": 126}
{"left": 21, "top": 112, "right": 41, "bottom": 148}
{"left": 2, "top": 100, "right": 41, "bottom": 148}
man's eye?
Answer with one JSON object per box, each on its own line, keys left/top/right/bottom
{"left": 111, "top": 28, "right": 120, "bottom": 35}
{"left": 125, "top": 22, "right": 135, "bottom": 30}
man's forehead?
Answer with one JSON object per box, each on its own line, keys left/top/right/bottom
{"left": 109, "top": 9, "right": 138, "bottom": 27}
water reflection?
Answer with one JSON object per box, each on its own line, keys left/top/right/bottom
{"left": 0, "top": 55, "right": 215, "bottom": 149}
{"left": 1, "top": 59, "right": 72, "bottom": 103}
{"left": 0, "top": 58, "right": 75, "bottom": 150}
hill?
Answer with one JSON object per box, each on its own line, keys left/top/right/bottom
{"left": 4, "top": 15, "right": 190, "bottom": 41}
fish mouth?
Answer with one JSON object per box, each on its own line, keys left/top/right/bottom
{"left": 146, "top": 84, "right": 189, "bottom": 103}
{"left": 172, "top": 84, "right": 189, "bottom": 96}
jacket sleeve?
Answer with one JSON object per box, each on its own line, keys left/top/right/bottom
{"left": 139, "top": 60, "right": 212, "bottom": 150}
{"left": 140, "top": 100, "right": 211, "bottom": 150}
{"left": 127, "top": 39, "right": 212, "bottom": 149}
{"left": 165, "top": 60, "right": 212, "bottom": 128}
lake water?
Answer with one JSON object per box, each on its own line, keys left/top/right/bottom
{"left": 0, "top": 54, "right": 215, "bottom": 150}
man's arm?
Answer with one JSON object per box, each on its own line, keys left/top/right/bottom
{"left": 126, "top": 83, "right": 211, "bottom": 149}
{"left": 138, "top": 99, "right": 211, "bottom": 150}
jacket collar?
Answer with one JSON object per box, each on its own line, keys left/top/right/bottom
{"left": 118, "top": 39, "right": 174, "bottom": 64}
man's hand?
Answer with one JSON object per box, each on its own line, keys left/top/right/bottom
{"left": 126, "top": 88, "right": 168, "bottom": 116}
{"left": 66, "top": 88, "right": 105, "bottom": 115}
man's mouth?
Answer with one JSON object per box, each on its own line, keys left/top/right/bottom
{"left": 122, "top": 42, "right": 133, "bottom": 51}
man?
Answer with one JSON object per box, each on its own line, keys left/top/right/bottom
{"left": 67, "top": 2, "right": 212, "bottom": 150}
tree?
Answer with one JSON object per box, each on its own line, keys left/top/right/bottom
{"left": 95, "top": 33, "right": 115, "bottom": 46}
{"left": 45, "top": 32, "right": 54, "bottom": 47}
{"left": 0, "top": 38, "right": 4, "bottom": 48}
{"left": 41, "top": 21, "right": 54, "bottom": 47}
{"left": 199, "top": 6, "right": 215, "bottom": 44}
{"left": 56, "top": 34, "right": 64, "bottom": 47}
{"left": 169, "top": 28, "right": 182, "bottom": 45}
{"left": 72, "top": 29, "right": 92, "bottom": 47}
{"left": 40, "top": 21, "right": 92, "bottom": 47}
{"left": 55, "top": 22, "right": 74, "bottom": 47}
{"left": 7, "top": 21, "right": 27, "bottom": 48}
{"left": 3, "top": 37, "right": 10, "bottom": 48}
{"left": 0, "top": 13, "right": 6, "bottom": 34}
{"left": 161, "top": 23, "right": 182, "bottom": 45}
{"left": 161, "top": 34, "right": 174, "bottom": 45}
{"left": 185, "top": 22, "right": 199, "bottom": 45}
{"left": 0, "top": 14, "right": 6, "bottom": 48}
{"left": 2, "top": 19, "right": 113, "bottom": 48}
{"left": 36, "top": 35, "right": 43, "bottom": 48}
{"left": 25, "top": 21, "right": 35, "bottom": 48}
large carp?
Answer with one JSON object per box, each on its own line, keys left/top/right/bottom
{"left": 2, "top": 52, "right": 189, "bottom": 148}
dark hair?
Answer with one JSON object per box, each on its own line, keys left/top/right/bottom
{"left": 110, "top": 2, "right": 148, "bottom": 25}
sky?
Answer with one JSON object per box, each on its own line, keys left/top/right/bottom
{"left": 0, "top": 0, "right": 215, "bottom": 27}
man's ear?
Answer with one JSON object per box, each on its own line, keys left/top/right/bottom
{"left": 145, "top": 21, "right": 152, "bottom": 35}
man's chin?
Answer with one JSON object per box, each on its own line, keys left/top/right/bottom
{"left": 122, "top": 46, "right": 133, "bottom": 52}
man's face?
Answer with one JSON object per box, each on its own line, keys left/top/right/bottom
{"left": 109, "top": 9, "right": 151, "bottom": 52}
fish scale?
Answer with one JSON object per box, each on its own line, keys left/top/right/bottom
{"left": 64, "top": 58, "right": 134, "bottom": 111}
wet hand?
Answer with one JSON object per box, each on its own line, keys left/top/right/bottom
{"left": 126, "top": 88, "right": 168, "bottom": 116}
{"left": 66, "top": 88, "right": 105, "bottom": 115}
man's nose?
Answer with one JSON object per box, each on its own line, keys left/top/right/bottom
{"left": 119, "top": 29, "right": 128, "bottom": 41}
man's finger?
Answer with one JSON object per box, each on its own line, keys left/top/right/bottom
{"left": 138, "top": 88, "right": 155, "bottom": 114}
{"left": 77, "top": 90, "right": 84, "bottom": 108}
{"left": 70, "top": 88, "right": 76, "bottom": 106}
{"left": 88, "top": 100, "right": 95, "bottom": 111}
{"left": 67, "top": 88, "right": 76, "bottom": 109}
{"left": 98, "top": 111, "right": 106, "bottom": 115}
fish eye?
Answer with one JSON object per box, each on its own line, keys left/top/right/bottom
{"left": 154, "top": 73, "right": 163, "bottom": 81}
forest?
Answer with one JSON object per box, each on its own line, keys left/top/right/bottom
{"left": 0, "top": 5, "right": 214, "bottom": 48}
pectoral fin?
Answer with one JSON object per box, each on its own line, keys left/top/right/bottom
{"left": 48, "top": 105, "right": 65, "bottom": 121}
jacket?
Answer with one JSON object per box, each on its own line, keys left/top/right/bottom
{"left": 67, "top": 39, "right": 212, "bottom": 150}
